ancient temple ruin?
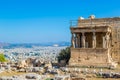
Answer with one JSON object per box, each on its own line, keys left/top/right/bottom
{"left": 69, "top": 15, "right": 120, "bottom": 67}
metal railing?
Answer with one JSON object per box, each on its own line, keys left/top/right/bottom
{"left": 70, "top": 19, "right": 118, "bottom": 27}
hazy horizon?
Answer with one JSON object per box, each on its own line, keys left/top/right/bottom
{"left": 0, "top": 41, "right": 70, "bottom": 44}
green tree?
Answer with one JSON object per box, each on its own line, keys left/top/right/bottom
{"left": 0, "top": 54, "right": 6, "bottom": 62}
{"left": 58, "top": 47, "right": 70, "bottom": 64}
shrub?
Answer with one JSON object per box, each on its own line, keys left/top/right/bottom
{"left": 57, "top": 47, "right": 70, "bottom": 64}
{"left": 0, "top": 54, "right": 6, "bottom": 62}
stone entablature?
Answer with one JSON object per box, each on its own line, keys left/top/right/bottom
{"left": 70, "top": 26, "right": 111, "bottom": 33}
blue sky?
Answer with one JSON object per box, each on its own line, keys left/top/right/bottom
{"left": 0, "top": 0, "right": 120, "bottom": 43}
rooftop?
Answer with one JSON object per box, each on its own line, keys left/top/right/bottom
{"left": 70, "top": 17, "right": 120, "bottom": 28}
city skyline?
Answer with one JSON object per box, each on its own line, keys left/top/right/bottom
{"left": 0, "top": 0, "right": 120, "bottom": 43}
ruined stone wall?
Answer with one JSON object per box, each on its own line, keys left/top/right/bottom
{"left": 69, "top": 48, "right": 109, "bottom": 67}
{"left": 111, "top": 23, "right": 120, "bottom": 63}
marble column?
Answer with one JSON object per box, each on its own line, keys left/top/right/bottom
{"left": 81, "top": 32, "right": 85, "bottom": 48}
{"left": 71, "top": 33, "right": 75, "bottom": 48}
{"left": 105, "top": 33, "right": 110, "bottom": 48}
{"left": 77, "top": 34, "right": 80, "bottom": 48}
{"left": 103, "top": 36, "right": 106, "bottom": 48}
{"left": 92, "top": 32, "right": 96, "bottom": 48}
{"left": 75, "top": 34, "right": 78, "bottom": 48}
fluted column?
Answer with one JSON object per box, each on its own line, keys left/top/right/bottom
{"left": 81, "top": 32, "right": 85, "bottom": 48}
{"left": 92, "top": 32, "right": 96, "bottom": 48}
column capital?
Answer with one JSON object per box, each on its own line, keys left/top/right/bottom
{"left": 81, "top": 32, "right": 85, "bottom": 36}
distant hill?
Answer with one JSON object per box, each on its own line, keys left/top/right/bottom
{"left": 0, "top": 41, "right": 71, "bottom": 49}
{"left": 0, "top": 42, "right": 9, "bottom": 48}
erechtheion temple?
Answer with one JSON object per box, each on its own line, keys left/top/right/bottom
{"left": 69, "top": 15, "right": 120, "bottom": 67}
